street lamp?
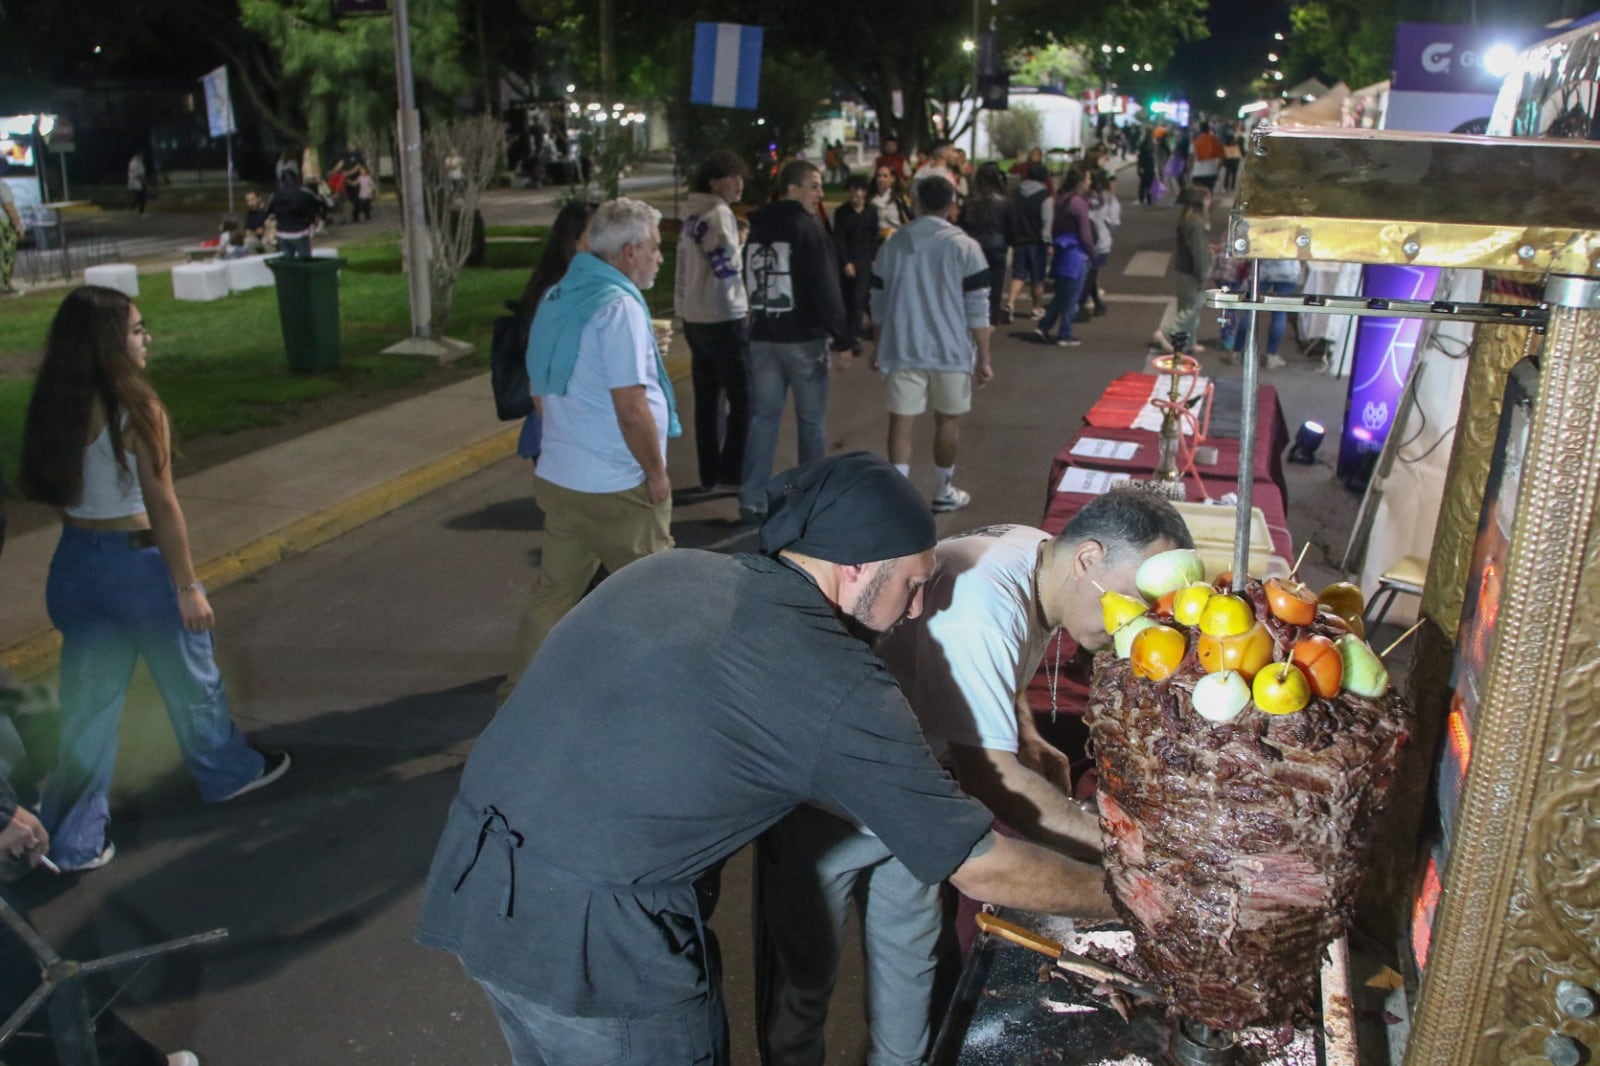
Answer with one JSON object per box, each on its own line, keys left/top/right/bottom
{"left": 1216, "top": 88, "right": 1227, "bottom": 98}
{"left": 1268, "top": 52, "right": 1279, "bottom": 62}
{"left": 962, "top": 38, "right": 976, "bottom": 52}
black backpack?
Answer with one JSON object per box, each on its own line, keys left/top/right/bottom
{"left": 490, "top": 300, "right": 534, "bottom": 421}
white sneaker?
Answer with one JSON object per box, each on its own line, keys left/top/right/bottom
{"left": 57, "top": 841, "right": 115, "bottom": 873}
{"left": 931, "top": 486, "right": 972, "bottom": 513}
{"left": 1265, "top": 354, "right": 1288, "bottom": 369}
{"left": 1030, "top": 307, "right": 1047, "bottom": 320}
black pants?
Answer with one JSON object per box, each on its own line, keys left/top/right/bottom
{"left": 1222, "top": 159, "right": 1240, "bottom": 191}
{"left": 980, "top": 246, "right": 1007, "bottom": 325}
{"left": 684, "top": 319, "right": 752, "bottom": 490}
{"left": 839, "top": 265, "right": 871, "bottom": 344}
{"left": 1138, "top": 168, "right": 1155, "bottom": 204}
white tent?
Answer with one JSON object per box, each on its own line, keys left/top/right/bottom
{"left": 940, "top": 91, "right": 1086, "bottom": 159}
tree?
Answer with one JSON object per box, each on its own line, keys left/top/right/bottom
{"left": 238, "top": 0, "right": 472, "bottom": 147}
{"left": 984, "top": 103, "right": 1044, "bottom": 159}
{"left": 1282, "top": 0, "right": 1395, "bottom": 89}
{"left": 421, "top": 114, "right": 504, "bottom": 333}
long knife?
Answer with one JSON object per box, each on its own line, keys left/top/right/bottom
{"left": 974, "top": 912, "right": 1167, "bottom": 1003}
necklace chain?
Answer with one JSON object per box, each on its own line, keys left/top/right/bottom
{"left": 1046, "top": 633, "right": 1065, "bottom": 722}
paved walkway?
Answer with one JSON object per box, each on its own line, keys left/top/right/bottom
{"left": 0, "top": 376, "right": 519, "bottom": 676}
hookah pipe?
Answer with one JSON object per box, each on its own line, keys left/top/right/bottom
{"left": 1145, "top": 353, "right": 1214, "bottom": 501}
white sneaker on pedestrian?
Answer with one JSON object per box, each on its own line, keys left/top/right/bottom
{"left": 931, "top": 486, "right": 972, "bottom": 513}
{"left": 57, "top": 841, "right": 115, "bottom": 873}
{"left": 1265, "top": 354, "right": 1287, "bottom": 369}
{"left": 1030, "top": 306, "right": 1047, "bottom": 320}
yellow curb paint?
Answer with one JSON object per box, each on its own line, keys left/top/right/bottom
{"left": 0, "top": 427, "right": 520, "bottom": 681}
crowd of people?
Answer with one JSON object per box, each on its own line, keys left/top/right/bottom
{"left": 2, "top": 115, "right": 1287, "bottom": 1066}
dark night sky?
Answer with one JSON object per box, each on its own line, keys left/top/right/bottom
{"left": 1169, "top": 0, "right": 1296, "bottom": 115}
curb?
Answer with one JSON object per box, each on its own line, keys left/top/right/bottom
{"left": 0, "top": 426, "right": 521, "bottom": 681}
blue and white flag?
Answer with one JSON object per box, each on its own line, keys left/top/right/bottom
{"left": 690, "top": 23, "right": 763, "bottom": 110}
{"left": 200, "top": 66, "right": 236, "bottom": 138}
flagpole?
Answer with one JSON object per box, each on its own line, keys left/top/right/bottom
{"left": 226, "top": 132, "right": 235, "bottom": 214}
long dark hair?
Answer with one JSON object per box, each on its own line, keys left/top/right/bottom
{"left": 962, "top": 162, "right": 1008, "bottom": 228}
{"left": 19, "top": 286, "right": 165, "bottom": 507}
{"left": 518, "top": 200, "right": 598, "bottom": 315}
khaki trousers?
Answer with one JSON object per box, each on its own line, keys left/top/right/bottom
{"left": 502, "top": 477, "right": 673, "bottom": 697}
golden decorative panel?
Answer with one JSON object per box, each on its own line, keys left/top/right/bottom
{"left": 1406, "top": 298, "right": 1600, "bottom": 1063}
{"left": 1234, "top": 128, "right": 1600, "bottom": 273}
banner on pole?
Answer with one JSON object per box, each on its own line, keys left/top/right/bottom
{"left": 690, "top": 23, "right": 763, "bottom": 110}
{"left": 200, "top": 66, "right": 237, "bottom": 138}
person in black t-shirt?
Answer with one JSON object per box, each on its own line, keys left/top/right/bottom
{"left": 416, "top": 453, "right": 1116, "bottom": 1066}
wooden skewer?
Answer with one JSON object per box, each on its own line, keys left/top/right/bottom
{"left": 1092, "top": 580, "right": 1107, "bottom": 594}
{"left": 1290, "top": 543, "right": 1311, "bottom": 578}
{"left": 1380, "top": 619, "right": 1425, "bottom": 659}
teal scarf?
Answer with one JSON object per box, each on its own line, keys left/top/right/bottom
{"left": 526, "top": 251, "right": 681, "bottom": 437}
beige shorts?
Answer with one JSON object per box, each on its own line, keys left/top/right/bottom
{"left": 886, "top": 368, "right": 972, "bottom": 416}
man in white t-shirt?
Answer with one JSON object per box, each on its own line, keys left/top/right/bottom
{"left": 756, "top": 490, "right": 1192, "bottom": 1066}
{"left": 504, "top": 198, "right": 677, "bottom": 692}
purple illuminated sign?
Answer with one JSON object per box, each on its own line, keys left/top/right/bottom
{"left": 1392, "top": 23, "right": 1536, "bottom": 94}
{"left": 1337, "top": 265, "right": 1441, "bottom": 486}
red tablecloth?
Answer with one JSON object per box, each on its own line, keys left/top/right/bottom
{"left": 1066, "top": 374, "right": 1290, "bottom": 506}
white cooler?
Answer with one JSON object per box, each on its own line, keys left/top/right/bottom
{"left": 83, "top": 263, "right": 139, "bottom": 298}
{"left": 171, "top": 262, "right": 229, "bottom": 302}
{"left": 225, "top": 254, "right": 275, "bottom": 292}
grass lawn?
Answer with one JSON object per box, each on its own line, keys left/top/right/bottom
{"left": 0, "top": 227, "right": 679, "bottom": 485}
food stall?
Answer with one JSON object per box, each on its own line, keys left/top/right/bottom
{"left": 932, "top": 121, "right": 1600, "bottom": 1064}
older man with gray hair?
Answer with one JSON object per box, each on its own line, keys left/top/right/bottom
{"left": 504, "top": 197, "right": 682, "bottom": 689}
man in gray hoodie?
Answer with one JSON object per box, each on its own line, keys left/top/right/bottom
{"left": 675, "top": 151, "right": 751, "bottom": 494}
{"left": 870, "top": 176, "right": 993, "bottom": 513}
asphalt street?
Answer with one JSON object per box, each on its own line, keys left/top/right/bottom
{"left": 6, "top": 184, "right": 1363, "bottom": 1063}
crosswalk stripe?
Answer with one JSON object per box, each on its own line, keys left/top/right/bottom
{"left": 1097, "top": 293, "right": 1178, "bottom": 305}
{"left": 1123, "top": 251, "right": 1172, "bottom": 277}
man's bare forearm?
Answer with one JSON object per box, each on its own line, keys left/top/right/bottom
{"left": 949, "top": 832, "right": 1115, "bottom": 917}
{"left": 611, "top": 387, "right": 666, "bottom": 481}
{"left": 948, "top": 742, "right": 1101, "bottom": 860}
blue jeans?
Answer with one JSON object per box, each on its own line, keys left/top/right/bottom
{"left": 41, "top": 527, "right": 263, "bottom": 866}
{"left": 1039, "top": 271, "right": 1087, "bottom": 341}
{"left": 278, "top": 235, "right": 312, "bottom": 259}
{"left": 1260, "top": 279, "right": 1298, "bottom": 355}
{"left": 477, "top": 977, "right": 725, "bottom": 1065}
{"left": 740, "top": 340, "right": 830, "bottom": 513}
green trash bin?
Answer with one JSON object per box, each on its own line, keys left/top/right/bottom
{"left": 266, "top": 255, "right": 347, "bottom": 372}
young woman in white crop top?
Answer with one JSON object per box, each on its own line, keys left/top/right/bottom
{"left": 17, "top": 285, "right": 290, "bottom": 873}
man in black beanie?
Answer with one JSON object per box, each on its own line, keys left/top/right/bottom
{"left": 416, "top": 453, "right": 1116, "bottom": 1066}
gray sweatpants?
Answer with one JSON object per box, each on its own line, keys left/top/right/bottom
{"left": 755, "top": 804, "right": 944, "bottom": 1066}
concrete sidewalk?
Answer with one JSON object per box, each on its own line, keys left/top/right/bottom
{"left": 0, "top": 375, "right": 518, "bottom": 678}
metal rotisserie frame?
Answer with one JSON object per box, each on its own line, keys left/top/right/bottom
{"left": 1223, "top": 127, "right": 1600, "bottom": 1065}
